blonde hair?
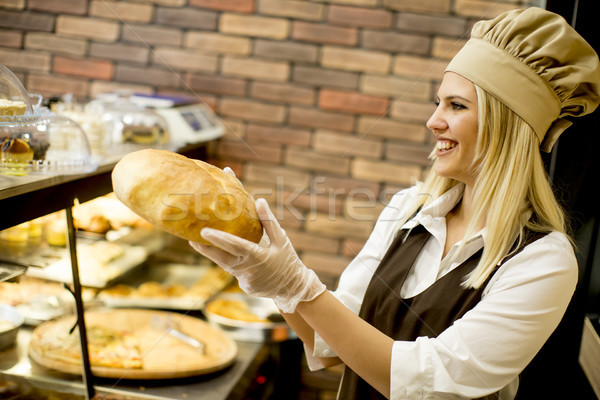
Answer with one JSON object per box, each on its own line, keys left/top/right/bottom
{"left": 402, "top": 85, "right": 569, "bottom": 288}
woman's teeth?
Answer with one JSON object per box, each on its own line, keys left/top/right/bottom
{"left": 437, "top": 141, "right": 456, "bottom": 151}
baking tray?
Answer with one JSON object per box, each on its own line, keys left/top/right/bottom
{"left": 0, "top": 262, "right": 27, "bottom": 282}
{"left": 24, "top": 241, "right": 148, "bottom": 289}
{"left": 96, "top": 262, "right": 233, "bottom": 310}
{"left": 204, "top": 292, "right": 296, "bottom": 343}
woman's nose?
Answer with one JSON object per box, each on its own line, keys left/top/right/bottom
{"left": 426, "top": 107, "right": 447, "bottom": 132}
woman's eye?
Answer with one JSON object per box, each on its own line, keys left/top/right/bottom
{"left": 434, "top": 100, "right": 440, "bottom": 107}
{"left": 451, "top": 102, "right": 466, "bottom": 110}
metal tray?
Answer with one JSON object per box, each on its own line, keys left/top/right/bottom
{"left": 96, "top": 262, "right": 232, "bottom": 310}
{"left": 204, "top": 292, "right": 296, "bottom": 343}
{"left": 0, "top": 262, "right": 27, "bottom": 282}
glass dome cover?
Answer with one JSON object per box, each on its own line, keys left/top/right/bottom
{"left": 0, "top": 63, "right": 96, "bottom": 175}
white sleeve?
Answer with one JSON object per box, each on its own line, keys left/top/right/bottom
{"left": 389, "top": 232, "right": 578, "bottom": 399}
{"left": 311, "top": 187, "right": 419, "bottom": 362}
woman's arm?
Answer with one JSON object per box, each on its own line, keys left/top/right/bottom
{"left": 280, "top": 310, "right": 342, "bottom": 368}
{"left": 295, "top": 291, "right": 394, "bottom": 398}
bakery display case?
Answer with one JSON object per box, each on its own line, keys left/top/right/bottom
{"left": 0, "top": 63, "right": 291, "bottom": 399}
{"left": 0, "top": 143, "right": 288, "bottom": 399}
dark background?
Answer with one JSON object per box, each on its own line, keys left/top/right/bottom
{"left": 519, "top": 0, "right": 600, "bottom": 398}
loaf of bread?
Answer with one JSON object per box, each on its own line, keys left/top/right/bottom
{"left": 111, "top": 149, "right": 263, "bottom": 245}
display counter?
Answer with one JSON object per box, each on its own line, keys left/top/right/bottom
{"left": 0, "top": 143, "right": 290, "bottom": 399}
{"left": 1, "top": 325, "right": 270, "bottom": 400}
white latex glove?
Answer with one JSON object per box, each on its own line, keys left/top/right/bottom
{"left": 189, "top": 198, "right": 326, "bottom": 313}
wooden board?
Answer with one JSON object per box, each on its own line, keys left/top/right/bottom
{"left": 28, "top": 308, "right": 237, "bottom": 379}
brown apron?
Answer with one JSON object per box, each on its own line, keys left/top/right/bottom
{"left": 337, "top": 223, "right": 544, "bottom": 400}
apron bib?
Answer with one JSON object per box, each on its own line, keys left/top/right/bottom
{"left": 337, "top": 224, "right": 543, "bottom": 400}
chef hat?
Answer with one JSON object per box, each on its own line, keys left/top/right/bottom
{"left": 446, "top": 7, "right": 600, "bottom": 152}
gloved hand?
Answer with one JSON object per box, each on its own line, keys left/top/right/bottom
{"left": 189, "top": 198, "right": 326, "bottom": 313}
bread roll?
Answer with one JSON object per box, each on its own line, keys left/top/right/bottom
{"left": 111, "top": 149, "right": 263, "bottom": 245}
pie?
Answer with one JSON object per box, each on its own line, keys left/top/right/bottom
{"left": 31, "top": 323, "right": 143, "bottom": 369}
{"left": 206, "top": 298, "right": 268, "bottom": 323}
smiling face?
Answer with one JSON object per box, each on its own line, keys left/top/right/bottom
{"left": 427, "top": 72, "right": 480, "bottom": 187}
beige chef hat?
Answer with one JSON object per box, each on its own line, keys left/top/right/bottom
{"left": 446, "top": 7, "right": 600, "bottom": 152}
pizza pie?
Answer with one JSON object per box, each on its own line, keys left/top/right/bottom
{"left": 31, "top": 323, "right": 143, "bottom": 369}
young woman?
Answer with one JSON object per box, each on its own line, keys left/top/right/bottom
{"left": 191, "top": 7, "right": 600, "bottom": 399}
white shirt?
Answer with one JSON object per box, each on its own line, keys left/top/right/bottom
{"left": 310, "top": 184, "right": 578, "bottom": 399}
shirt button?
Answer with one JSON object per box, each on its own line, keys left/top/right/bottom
{"left": 322, "top": 349, "right": 331, "bottom": 356}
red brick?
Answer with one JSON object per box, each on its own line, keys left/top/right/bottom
{"left": 389, "top": 100, "right": 435, "bottom": 123}
{"left": 384, "top": 0, "right": 451, "bottom": 13}
{"left": 219, "top": 118, "right": 246, "bottom": 140}
{"left": 190, "top": 0, "right": 254, "bottom": 13}
{"left": 219, "top": 98, "right": 287, "bottom": 124}
{"left": 254, "top": 39, "right": 318, "bottom": 63}
{"left": 289, "top": 107, "right": 355, "bottom": 132}
{"left": 115, "top": 65, "right": 180, "bottom": 88}
{"left": 245, "top": 163, "right": 312, "bottom": 190}
{"left": 222, "top": 56, "right": 290, "bottom": 82}
{"left": 56, "top": 16, "right": 120, "bottom": 42}
{"left": 313, "top": 130, "right": 382, "bottom": 158}
{"left": 156, "top": 7, "right": 218, "bottom": 30}
{"left": 432, "top": 37, "right": 468, "bottom": 60}
{"left": 312, "top": 175, "right": 380, "bottom": 198}
{"left": 305, "top": 212, "right": 373, "bottom": 240}
{"left": 247, "top": 123, "right": 312, "bottom": 146}
{"left": 89, "top": 42, "right": 149, "bottom": 64}
{"left": 455, "top": 0, "right": 521, "bottom": 18}
{"left": 220, "top": 13, "right": 289, "bottom": 40}
{"left": 361, "top": 30, "right": 430, "bottom": 56}
{"left": 53, "top": 56, "right": 114, "bottom": 80}
{"left": 288, "top": 230, "right": 341, "bottom": 255}
{"left": 292, "top": 21, "right": 357, "bottom": 46}
{"left": 26, "top": 73, "right": 89, "bottom": 98}
{"left": 25, "top": 33, "right": 86, "bottom": 56}
{"left": 185, "top": 73, "right": 246, "bottom": 97}
{"left": 28, "top": 0, "right": 87, "bottom": 14}
{"left": 293, "top": 66, "right": 358, "bottom": 90}
{"left": 351, "top": 158, "right": 422, "bottom": 185}
{"left": 0, "top": 30, "right": 22, "bottom": 48}
{"left": 250, "top": 81, "right": 315, "bottom": 106}
{"left": 0, "top": 0, "right": 24, "bottom": 10}
{"left": 360, "top": 75, "right": 431, "bottom": 102}
{"left": 122, "top": 24, "right": 182, "bottom": 47}
{"left": 319, "top": 89, "right": 388, "bottom": 115}
{"left": 259, "top": 0, "right": 325, "bottom": 21}
{"left": 152, "top": 47, "right": 218, "bottom": 73}
{"left": 184, "top": 32, "right": 251, "bottom": 55}
{"left": 282, "top": 189, "right": 345, "bottom": 217}
{"left": 385, "top": 141, "right": 433, "bottom": 166}
{"left": 321, "top": 46, "right": 390, "bottom": 74}
{"left": 0, "top": 48, "right": 50, "bottom": 72}
{"left": 396, "top": 12, "right": 467, "bottom": 37}
{"left": 90, "top": 81, "right": 152, "bottom": 98}
{"left": 0, "top": 10, "right": 54, "bottom": 31}
{"left": 285, "top": 146, "right": 350, "bottom": 175}
{"left": 217, "top": 138, "right": 282, "bottom": 163}
{"left": 301, "top": 251, "right": 351, "bottom": 280}
{"left": 89, "top": 1, "right": 153, "bottom": 23}
{"left": 327, "top": 5, "right": 392, "bottom": 28}
{"left": 358, "top": 116, "right": 428, "bottom": 142}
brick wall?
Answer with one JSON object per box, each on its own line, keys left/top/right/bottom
{"left": 1, "top": 0, "right": 540, "bottom": 287}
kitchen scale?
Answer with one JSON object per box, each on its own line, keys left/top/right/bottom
{"left": 130, "top": 93, "right": 224, "bottom": 148}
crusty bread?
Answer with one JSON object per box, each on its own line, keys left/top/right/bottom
{"left": 111, "top": 149, "right": 263, "bottom": 245}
